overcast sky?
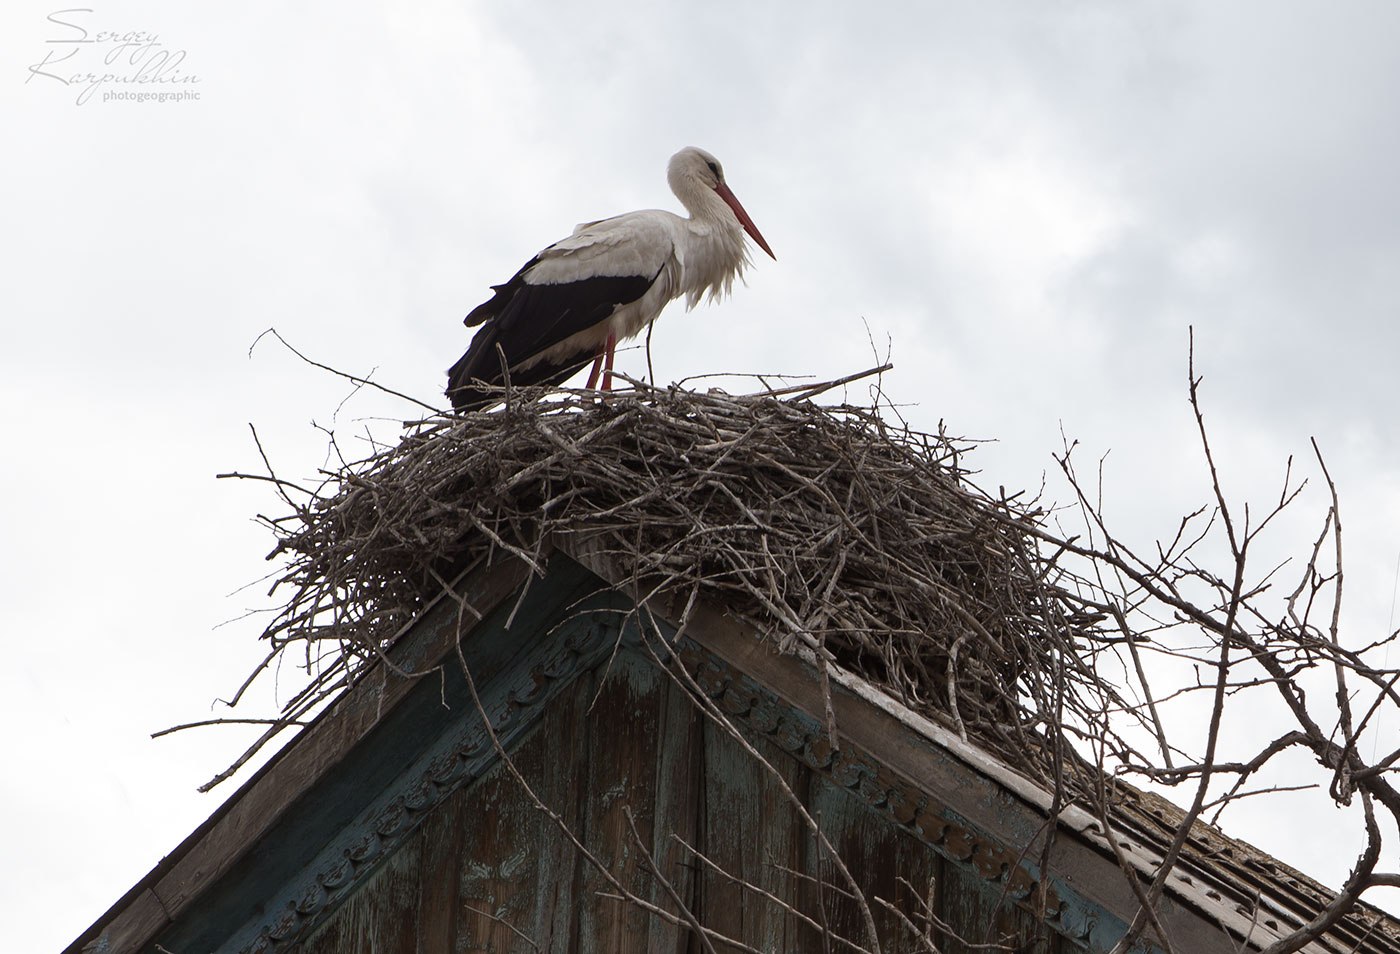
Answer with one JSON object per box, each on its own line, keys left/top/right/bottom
{"left": 5, "top": 2, "right": 1400, "bottom": 950}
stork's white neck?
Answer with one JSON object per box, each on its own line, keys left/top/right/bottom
{"left": 681, "top": 216, "right": 750, "bottom": 308}
{"left": 670, "top": 178, "right": 751, "bottom": 308}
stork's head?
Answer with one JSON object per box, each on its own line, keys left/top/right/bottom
{"left": 668, "top": 147, "right": 776, "bottom": 260}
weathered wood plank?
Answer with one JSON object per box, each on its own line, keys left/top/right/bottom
{"left": 517, "top": 661, "right": 587, "bottom": 953}
{"left": 448, "top": 658, "right": 591, "bottom": 954}
{"left": 574, "top": 652, "right": 667, "bottom": 953}
{"left": 697, "top": 710, "right": 810, "bottom": 952}
{"left": 643, "top": 667, "right": 704, "bottom": 954}
{"left": 453, "top": 759, "right": 547, "bottom": 953}
{"left": 415, "top": 788, "right": 465, "bottom": 953}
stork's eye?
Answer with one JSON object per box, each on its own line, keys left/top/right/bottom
{"left": 706, "top": 160, "right": 720, "bottom": 177}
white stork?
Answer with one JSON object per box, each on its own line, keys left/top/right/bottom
{"left": 446, "top": 146, "right": 775, "bottom": 411}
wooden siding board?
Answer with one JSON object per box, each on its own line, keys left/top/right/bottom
{"left": 523, "top": 659, "right": 587, "bottom": 954}
{"left": 448, "top": 652, "right": 590, "bottom": 953}
{"left": 642, "top": 657, "right": 704, "bottom": 954}
{"left": 573, "top": 651, "right": 669, "bottom": 953}
{"left": 697, "top": 707, "right": 810, "bottom": 952}
{"left": 454, "top": 747, "right": 547, "bottom": 952}
{"left": 413, "top": 796, "right": 464, "bottom": 954}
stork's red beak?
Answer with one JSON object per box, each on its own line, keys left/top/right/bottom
{"left": 714, "top": 181, "right": 776, "bottom": 260}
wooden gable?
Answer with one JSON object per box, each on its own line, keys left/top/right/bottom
{"left": 66, "top": 547, "right": 1395, "bottom": 954}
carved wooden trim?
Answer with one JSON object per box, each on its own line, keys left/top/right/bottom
{"left": 235, "top": 617, "right": 617, "bottom": 952}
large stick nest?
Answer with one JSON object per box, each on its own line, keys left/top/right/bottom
{"left": 248, "top": 378, "right": 1116, "bottom": 784}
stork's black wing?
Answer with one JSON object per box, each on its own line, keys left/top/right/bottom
{"left": 446, "top": 272, "right": 656, "bottom": 410}
{"left": 446, "top": 213, "right": 676, "bottom": 411}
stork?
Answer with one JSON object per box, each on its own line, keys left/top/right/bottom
{"left": 445, "top": 146, "right": 775, "bottom": 411}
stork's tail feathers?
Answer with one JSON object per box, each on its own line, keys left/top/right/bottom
{"left": 445, "top": 349, "right": 488, "bottom": 412}
{"left": 446, "top": 348, "right": 595, "bottom": 413}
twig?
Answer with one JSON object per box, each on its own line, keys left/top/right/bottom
{"left": 249, "top": 327, "right": 441, "bottom": 414}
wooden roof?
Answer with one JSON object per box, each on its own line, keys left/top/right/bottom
{"left": 65, "top": 541, "right": 1400, "bottom": 954}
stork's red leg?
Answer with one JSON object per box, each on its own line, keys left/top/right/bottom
{"left": 601, "top": 335, "right": 618, "bottom": 392}
{"left": 585, "top": 350, "right": 605, "bottom": 390}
